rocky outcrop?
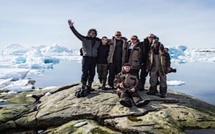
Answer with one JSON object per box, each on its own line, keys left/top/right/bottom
{"left": 0, "top": 82, "right": 215, "bottom": 134}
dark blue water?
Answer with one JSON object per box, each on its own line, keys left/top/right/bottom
{"left": 28, "top": 60, "right": 215, "bottom": 106}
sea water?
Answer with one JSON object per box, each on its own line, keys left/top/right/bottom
{"left": 27, "top": 60, "right": 215, "bottom": 106}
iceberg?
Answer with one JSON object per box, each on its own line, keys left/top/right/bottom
{"left": 168, "top": 45, "right": 215, "bottom": 63}
{"left": 167, "top": 80, "right": 185, "bottom": 86}
{"left": 0, "top": 43, "right": 214, "bottom": 94}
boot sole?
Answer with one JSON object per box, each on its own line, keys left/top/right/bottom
{"left": 136, "top": 100, "right": 150, "bottom": 108}
{"left": 120, "top": 100, "right": 132, "bottom": 107}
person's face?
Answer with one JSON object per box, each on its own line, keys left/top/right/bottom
{"left": 148, "top": 36, "right": 154, "bottom": 42}
{"left": 123, "top": 66, "right": 131, "bottom": 72}
{"left": 131, "top": 37, "right": 137, "bottom": 44}
{"left": 115, "top": 32, "right": 122, "bottom": 40}
{"left": 102, "top": 38, "right": 108, "bottom": 45}
{"left": 89, "top": 31, "right": 96, "bottom": 38}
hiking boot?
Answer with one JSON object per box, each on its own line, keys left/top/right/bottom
{"left": 160, "top": 86, "right": 167, "bottom": 97}
{"left": 101, "top": 80, "right": 107, "bottom": 90}
{"left": 87, "top": 81, "right": 95, "bottom": 92}
{"left": 149, "top": 86, "right": 158, "bottom": 93}
{"left": 160, "top": 94, "right": 166, "bottom": 98}
{"left": 120, "top": 100, "right": 132, "bottom": 107}
{"left": 136, "top": 100, "right": 150, "bottom": 108}
{"left": 101, "top": 86, "right": 107, "bottom": 90}
{"left": 81, "top": 81, "right": 87, "bottom": 88}
{"left": 87, "top": 85, "right": 95, "bottom": 91}
{"left": 147, "top": 86, "right": 158, "bottom": 95}
{"left": 146, "top": 91, "right": 156, "bottom": 95}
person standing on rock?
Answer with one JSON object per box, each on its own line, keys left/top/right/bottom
{"left": 114, "top": 63, "right": 150, "bottom": 108}
{"left": 107, "top": 31, "right": 128, "bottom": 89}
{"left": 139, "top": 34, "right": 156, "bottom": 91}
{"left": 125, "top": 35, "right": 143, "bottom": 90}
{"left": 97, "top": 36, "right": 110, "bottom": 90}
{"left": 68, "top": 19, "right": 101, "bottom": 91}
{"left": 146, "top": 38, "right": 171, "bottom": 98}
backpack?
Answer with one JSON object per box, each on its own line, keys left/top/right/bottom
{"left": 75, "top": 86, "right": 90, "bottom": 98}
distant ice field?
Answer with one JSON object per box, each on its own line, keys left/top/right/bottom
{"left": 0, "top": 44, "right": 214, "bottom": 105}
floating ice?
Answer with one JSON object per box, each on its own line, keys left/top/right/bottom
{"left": 0, "top": 43, "right": 214, "bottom": 94}
{"left": 167, "top": 80, "right": 185, "bottom": 86}
{"left": 167, "top": 45, "right": 215, "bottom": 63}
{"left": 0, "top": 78, "right": 12, "bottom": 88}
{"left": 0, "top": 69, "right": 29, "bottom": 80}
{"left": 1, "top": 79, "right": 35, "bottom": 93}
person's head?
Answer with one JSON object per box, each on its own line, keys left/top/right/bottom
{"left": 130, "top": 35, "right": 139, "bottom": 44}
{"left": 115, "top": 31, "right": 122, "bottom": 40}
{"left": 164, "top": 47, "right": 169, "bottom": 53}
{"left": 101, "top": 36, "right": 108, "bottom": 45}
{"left": 152, "top": 38, "right": 160, "bottom": 48}
{"left": 148, "top": 34, "right": 154, "bottom": 42}
{"left": 87, "top": 29, "right": 97, "bottom": 38}
{"left": 123, "top": 63, "right": 131, "bottom": 73}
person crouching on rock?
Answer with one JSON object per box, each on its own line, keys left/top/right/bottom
{"left": 114, "top": 63, "right": 150, "bottom": 108}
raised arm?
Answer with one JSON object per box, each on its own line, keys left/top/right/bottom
{"left": 68, "top": 19, "right": 84, "bottom": 41}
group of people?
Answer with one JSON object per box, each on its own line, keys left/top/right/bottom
{"left": 68, "top": 19, "right": 174, "bottom": 107}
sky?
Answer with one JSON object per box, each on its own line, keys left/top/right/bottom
{"left": 0, "top": 0, "right": 215, "bottom": 50}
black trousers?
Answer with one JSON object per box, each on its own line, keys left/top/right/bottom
{"left": 108, "top": 63, "right": 122, "bottom": 87}
{"left": 81, "top": 56, "right": 97, "bottom": 85}
{"left": 140, "top": 65, "right": 148, "bottom": 87}
{"left": 131, "top": 69, "right": 140, "bottom": 79}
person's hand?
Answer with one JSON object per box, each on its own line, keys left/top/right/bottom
{"left": 130, "top": 88, "right": 135, "bottom": 92}
{"left": 119, "top": 82, "right": 124, "bottom": 88}
{"left": 166, "top": 67, "right": 172, "bottom": 73}
{"left": 68, "top": 19, "right": 74, "bottom": 27}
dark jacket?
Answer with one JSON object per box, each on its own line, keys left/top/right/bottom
{"left": 140, "top": 38, "right": 153, "bottom": 65}
{"left": 147, "top": 43, "right": 171, "bottom": 74}
{"left": 107, "top": 37, "right": 128, "bottom": 64}
{"left": 126, "top": 42, "right": 143, "bottom": 69}
{"left": 70, "top": 26, "right": 101, "bottom": 57}
{"left": 97, "top": 43, "right": 109, "bottom": 64}
{"left": 114, "top": 69, "right": 139, "bottom": 90}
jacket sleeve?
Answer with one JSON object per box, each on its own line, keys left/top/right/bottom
{"left": 165, "top": 52, "right": 171, "bottom": 68}
{"left": 107, "top": 39, "right": 114, "bottom": 64}
{"left": 114, "top": 73, "right": 121, "bottom": 88}
{"left": 70, "top": 26, "right": 84, "bottom": 41}
{"left": 133, "top": 77, "right": 139, "bottom": 90}
{"left": 146, "top": 48, "right": 154, "bottom": 71}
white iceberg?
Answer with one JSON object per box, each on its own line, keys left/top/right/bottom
{"left": 0, "top": 43, "right": 214, "bottom": 94}
{"left": 167, "top": 80, "right": 185, "bottom": 86}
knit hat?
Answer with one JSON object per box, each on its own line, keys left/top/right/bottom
{"left": 123, "top": 63, "right": 131, "bottom": 67}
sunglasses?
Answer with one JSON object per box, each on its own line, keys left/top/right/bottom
{"left": 131, "top": 38, "right": 137, "bottom": 40}
{"left": 115, "top": 34, "right": 121, "bottom": 37}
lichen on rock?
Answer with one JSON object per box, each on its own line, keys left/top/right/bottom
{"left": 0, "top": 82, "right": 215, "bottom": 134}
